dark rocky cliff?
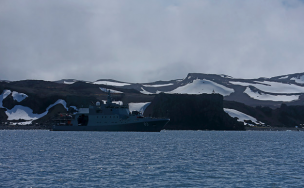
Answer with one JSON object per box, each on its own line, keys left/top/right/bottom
{"left": 144, "top": 93, "right": 244, "bottom": 130}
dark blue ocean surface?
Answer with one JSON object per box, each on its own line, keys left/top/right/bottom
{"left": 1, "top": 130, "right": 304, "bottom": 187}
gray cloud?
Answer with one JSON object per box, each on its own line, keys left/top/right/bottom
{"left": 1, "top": 0, "right": 304, "bottom": 82}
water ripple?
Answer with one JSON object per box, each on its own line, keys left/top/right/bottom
{"left": 1, "top": 130, "right": 304, "bottom": 187}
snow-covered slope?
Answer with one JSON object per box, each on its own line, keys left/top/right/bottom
{"left": 1, "top": 89, "right": 71, "bottom": 124}
{"left": 244, "top": 87, "right": 299, "bottom": 102}
{"left": 88, "top": 72, "right": 304, "bottom": 106}
{"left": 291, "top": 75, "right": 304, "bottom": 84}
{"left": 12, "top": 91, "right": 28, "bottom": 102}
{"left": 94, "top": 80, "right": 130, "bottom": 86}
{"left": 5, "top": 99, "right": 68, "bottom": 122}
{"left": 224, "top": 108, "right": 263, "bottom": 126}
{"left": 230, "top": 81, "right": 304, "bottom": 94}
{"left": 7, "top": 72, "right": 304, "bottom": 107}
{"left": 143, "top": 83, "right": 173, "bottom": 87}
{"left": 168, "top": 79, "right": 234, "bottom": 96}
{"left": 140, "top": 87, "right": 154, "bottom": 94}
{"left": 0, "top": 90, "right": 12, "bottom": 108}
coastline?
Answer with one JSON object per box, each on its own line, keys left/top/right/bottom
{"left": 245, "top": 126, "right": 303, "bottom": 131}
{"left": 0, "top": 124, "right": 303, "bottom": 131}
{"left": 0, "top": 124, "right": 50, "bottom": 130}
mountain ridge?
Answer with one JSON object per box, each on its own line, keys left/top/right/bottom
{"left": 1, "top": 72, "right": 304, "bottom": 129}
{"left": 2, "top": 72, "right": 304, "bottom": 107}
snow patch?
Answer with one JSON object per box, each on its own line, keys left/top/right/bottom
{"left": 46, "top": 99, "right": 68, "bottom": 111}
{"left": 230, "top": 81, "right": 304, "bottom": 94}
{"left": 167, "top": 79, "right": 234, "bottom": 96}
{"left": 129, "top": 102, "right": 151, "bottom": 114}
{"left": 244, "top": 87, "right": 299, "bottom": 102}
{"left": 0, "top": 90, "right": 12, "bottom": 108}
{"left": 5, "top": 99, "right": 68, "bottom": 122}
{"left": 12, "top": 91, "right": 28, "bottom": 102}
{"left": 140, "top": 87, "right": 154, "bottom": 94}
{"left": 278, "top": 76, "right": 288, "bottom": 79}
{"left": 220, "top": 74, "right": 233, "bottom": 78}
{"left": 94, "top": 81, "right": 130, "bottom": 86}
{"left": 100, "top": 87, "right": 123, "bottom": 93}
{"left": 143, "top": 83, "right": 173, "bottom": 87}
{"left": 6, "top": 105, "right": 44, "bottom": 121}
{"left": 64, "top": 81, "right": 75, "bottom": 84}
{"left": 224, "top": 108, "right": 262, "bottom": 126}
{"left": 291, "top": 75, "right": 304, "bottom": 84}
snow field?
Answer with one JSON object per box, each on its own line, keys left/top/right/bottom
{"left": 143, "top": 83, "right": 173, "bottom": 87}
{"left": 291, "top": 75, "right": 304, "bottom": 84}
{"left": 94, "top": 81, "right": 130, "bottom": 86}
{"left": 230, "top": 81, "right": 304, "bottom": 94}
{"left": 5, "top": 99, "right": 68, "bottom": 123}
{"left": 167, "top": 79, "right": 234, "bottom": 96}
{"left": 244, "top": 87, "right": 299, "bottom": 102}
{"left": 1, "top": 90, "right": 28, "bottom": 106}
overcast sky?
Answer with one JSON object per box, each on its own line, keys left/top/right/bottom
{"left": 1, "top": 0, "right": 304, "bottom": 82}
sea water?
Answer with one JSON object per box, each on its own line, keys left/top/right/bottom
{"left": 1, "top": 130, "right": 304, "bottom": 187}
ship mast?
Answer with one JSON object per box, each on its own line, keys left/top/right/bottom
{"left": 106, "top": 90, "right": 113, "bottom": 105}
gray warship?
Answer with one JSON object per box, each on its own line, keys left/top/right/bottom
{"left": 51, "top": 92, "right": 169, "bottom": 132}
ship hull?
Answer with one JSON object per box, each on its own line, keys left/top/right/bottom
{"left": 51, "top": 119, "right": 169, "bottom": 132}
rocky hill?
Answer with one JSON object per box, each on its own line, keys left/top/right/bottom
{"left": 1, "top": 72, "right": 304, "bottom": 129}
{"left": 93, "top": 72, "right": 304, "bottom": 108}
{"left": 54, "top": 72, "right": 304, "bottom": 108}
{"left": 0, "top": 80, "right": 153, "bottom": 126}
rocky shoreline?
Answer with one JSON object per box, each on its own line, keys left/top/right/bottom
{"left": 0, "top": 124, "right": 303, "bottom": 131}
